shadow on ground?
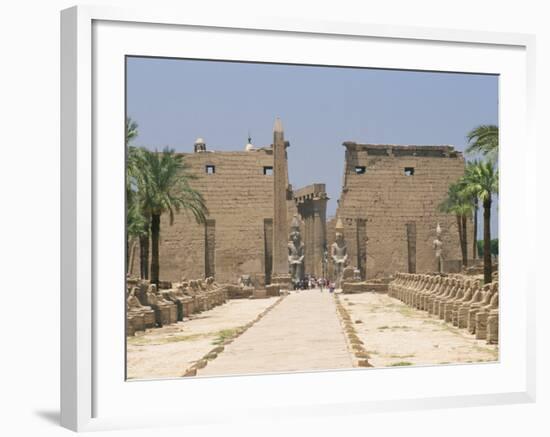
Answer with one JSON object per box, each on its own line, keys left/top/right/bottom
{"left": 34, "top": 410, "right": 60, "bottom": 425}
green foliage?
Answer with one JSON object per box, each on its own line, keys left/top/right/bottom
{"left": 126, "top": 117, "right": 138, "bottom": 146}
{"left": 211, "top": 328, "right": 242, "bottom": 345}
{"left": 466, "top": 124, "right": 499, "bottom": 164}
{"left": 462, "top": 160, "right": 498, "bottom": 203}
{"left": 476, "top": 239, "right": 499, "bottom": 256}
{"left": 438, "top": 181, "right": 473, "bottom": 216}
{"left": 136, "top": 147, "right": 208, "bottom": 224}
{"left": 124, "top": 118, "right": 208, "bottom": 283}
{"left": 441, "top": 124, "right": 499, "bottom": 283}
{"left": 127, "top": 194, "right": 148, "bottom": 239}
{"left": 127, "top": 145, "right": 209, "bottom": 283}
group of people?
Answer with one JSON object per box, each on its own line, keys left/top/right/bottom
{"left": 292, "top": 275, "right": 335, "bottom": 293}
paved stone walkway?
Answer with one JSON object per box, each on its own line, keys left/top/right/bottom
{"left": 199, "top": 290, "right": 354, "bottom": 376}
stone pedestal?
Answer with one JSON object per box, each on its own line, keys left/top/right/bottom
{"left": 342, "top": 280, "right": 389, "bottom": 294}
{"left": 265, "top": 284, "right": 281, "bottom": 297}
{"left": 487, "top": 310, "right": 499, "bottom": 344}
{"left": 457, "top": 305, "right": 470, "bottom": 328}
{"left": 128, "top": 312, "right": 145, "bottom": 333}
{"left": 252, "top": 289, "right": 268, "bottom": 299}
{"left": 181, "top": 296, "right": 194, "bottom": 318}
{"left": 475, "top": 311, "right": 489, "bottom": 340}
{"left": 226, "top": 284, "right": 253, "bottom": 299}
{"left": 467, "top": 305, "right": 482, "bottom": 333}
{"left": 126, "top": 318, "right": 136, "bottom": 337}
{"left": 271, "top": 274, "right": 292, "bottom": 289}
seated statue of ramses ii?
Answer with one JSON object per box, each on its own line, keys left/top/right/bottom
{"left": 331, "top": 218, "right": 348, "bottom": 287}
{"left": 288, "top": 215, "right": 305, "bottom": 287}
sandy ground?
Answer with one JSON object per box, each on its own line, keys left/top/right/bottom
{"left": 128, "top": 290, "right": 498, "bottom": 380}
{"left": 341, "top": 292, "right": 498, "bottom": 367}
{"left": 198, "top": 289, "right": 353, "bottom": 376}
{"left": 126, "top": 297, "right": 279, "bottom": 379}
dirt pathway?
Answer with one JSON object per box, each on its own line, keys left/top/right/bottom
{"left": 126, "top": 297, "right": 279, "bottom": 379}
{"left": 341, "top": 292, "right": 498, "bottom": 367}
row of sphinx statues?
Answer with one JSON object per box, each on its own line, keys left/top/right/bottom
{"left": 388, "top": 273, "right": 499, "bottom": 344}
{"left": 126, "top": 277, "right": 228, "bottom": 336}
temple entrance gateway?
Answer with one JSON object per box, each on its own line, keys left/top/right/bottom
{"left": 293, "top": 184, "right": 328, "bottom": 279}
{"left": 144, "top": 119, "right": 468, "bottom": 286}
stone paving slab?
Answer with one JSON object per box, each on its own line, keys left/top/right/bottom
{"left": 126, "top": 297, "right": 279, "bottom": 379}
{"left": 342, "top": 293, "right": 498, "bottom": 368}
{"left": 198, "top": 290, "right": 354, "bottom": 377}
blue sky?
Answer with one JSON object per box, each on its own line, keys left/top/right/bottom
{"left": 126, "top": 57, "right": 498, "bottom": 238}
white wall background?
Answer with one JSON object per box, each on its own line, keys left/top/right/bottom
{"left": 0, "top": 1, "right": 547, "bottom": 436}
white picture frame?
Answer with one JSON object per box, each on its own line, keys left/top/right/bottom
{"left": 60, "top": 5, "right": 536, "bottom": 432}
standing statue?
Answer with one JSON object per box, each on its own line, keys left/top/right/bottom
{"left": 288, "top": 215, "right": 305, "bottom": 288}
{"left": 433, "top": 223, "right": 443, "bottom": 273}
{"left": 331, "top": 217, "right": 348, "bottom": 288}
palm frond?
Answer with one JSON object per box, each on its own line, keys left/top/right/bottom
{"left": 130, "top": 147, "right": 208, "bottom": 225}
{"left": 465, "top": 124, "right": 499, "bottom": 164}
{"left": 125, "top": 117, "right": 139, "bottom": 146}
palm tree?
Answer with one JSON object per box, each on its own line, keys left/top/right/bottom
{"left": 463, "top": 161, "right": 498, "bottom": 283}
{"left": 126, "top": 192, "right": 148, "bottom": 274}
{"left": 127, "top": 146, "right": 151, "bottom": 279}
{"left": 465, "top": 161, "right": 481, "bottom": 260}
{"left": 439, "top": 182, "right": 472, "bottom": 267}
{"left": 126, "top": 119, "right": 142, "bottom": 276}
{"left": 466, "top": 125, "right": 499, "bottom": 164}
{"left": 126, "top": 117, "right": 139, "bottom": 146}
{"left": 139, "top": 148, "right": 208, "bottom": 285}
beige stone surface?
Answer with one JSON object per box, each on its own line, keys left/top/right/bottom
{"left": 126, "top": 297, "right": 278, "bottom": 379}
{"left": 198, "top": 290, "right": 354, "bottom": 376}
{"left": 129, "top": 148, "right": 298, "bottom": 284}
{"left": 129, "top": 142, "right": 468, "bottom": 286}
{"left": 342, "top": 292, "right": 498, "bottom": 367}
{"left": 332, "top": 143, "right": 471, "bottom": 278}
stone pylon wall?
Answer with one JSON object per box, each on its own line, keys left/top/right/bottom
{"left": 129, "top": 148, "right": 296, "bottom": 285}
{"left": 331, "top": 143, "right": 473, "bottom": 279}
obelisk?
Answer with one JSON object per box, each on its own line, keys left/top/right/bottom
{"left": 270, "top": 117, "right": 292, "bottom": 290}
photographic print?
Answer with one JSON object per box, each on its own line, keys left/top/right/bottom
{"left": 125, "top": 57, "right": 499, "bottom": 380}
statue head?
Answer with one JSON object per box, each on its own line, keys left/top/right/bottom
{"left": 335, "top": 217, "right": 345, "bottom": 243}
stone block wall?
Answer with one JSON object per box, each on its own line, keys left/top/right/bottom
{"left": 332, "top": 143, "right": 473, "bottom": 279}
{"left": 131, "top": 147, "right": 297, "bottom": 284}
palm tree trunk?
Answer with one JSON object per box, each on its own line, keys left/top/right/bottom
{"left": 473, "top": 197, "right": 478, "bottom": 259}
{"left": 139, "top": 235, "right": 149, "bottom": 279}
{"left": 483, "top": 197, "right": 492, "bottom": 284}
{"left": 128, "top": 240, "right": 137, "bottom": 276}
{"left": 150, "top": 213, "right": 161, "bottom": 285}
{"left": 456, "top": 215, "right": 465, "bottom": 266}
{"left": 461, "top": 215, "right": 468, "bottom": 267}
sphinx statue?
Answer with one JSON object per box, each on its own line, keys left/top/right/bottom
{"left": 331, "top": 217, "right": 348, "bottom": 288}
{"left": 127, "top": 286, "right": 155, "bottom": 332}
{"left": 288, "top": 215, "right": 305, "bottom": 288}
